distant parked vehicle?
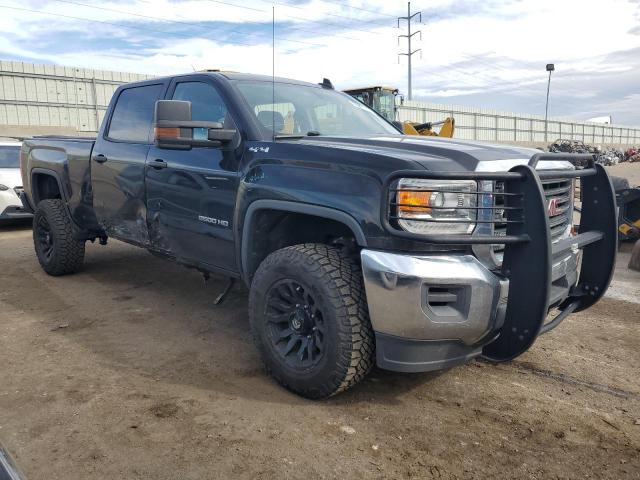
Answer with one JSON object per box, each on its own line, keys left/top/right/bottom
{"left": 0, "top": 139, "right": 32, "bottom": 224}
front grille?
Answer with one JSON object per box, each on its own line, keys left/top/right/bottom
{"left": 493, "top": 178, "right": 573, "bottom": 254}
{"left": 542, "top": 178, "right": 573, "bottom": 241}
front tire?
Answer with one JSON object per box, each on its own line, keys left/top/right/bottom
{"left": 33, "top": 199, "right": 85, "bottom": 276}
{"left": 249, "top": 244, "right": 374, "bottom": 399}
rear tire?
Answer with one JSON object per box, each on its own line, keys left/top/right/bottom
{"left": 33, "top": 199, "right": 85, "bottom": 276}
{"left": 249, "top": 243, "right": 374, "bottom": 399}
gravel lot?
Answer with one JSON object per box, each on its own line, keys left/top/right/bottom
{"left": 0, "top": 166, "right": 639, "bottom": 480}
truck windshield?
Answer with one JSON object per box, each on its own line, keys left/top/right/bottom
{"left": 0, "top": 146, "right": 20, "bottom": 168}
{"left": 234, "top": 81, "right": 400, "bottom": 138}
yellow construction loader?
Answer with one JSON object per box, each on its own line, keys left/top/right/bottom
{"left": 343, "top": 86, "right": 455, "bottom": 138}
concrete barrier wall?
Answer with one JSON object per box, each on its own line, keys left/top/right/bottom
{"left": 398, "top": 101, "right": 640, "bottom": 147}
{"left": 2, "top": 60, "right": 639, "bottom": 147}
{"left": 0, "top": 60, "right": 153, "bottom": 134}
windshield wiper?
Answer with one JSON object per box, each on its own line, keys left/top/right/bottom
{"left": 274, "top": 131, "right": 322, "bottom": 140}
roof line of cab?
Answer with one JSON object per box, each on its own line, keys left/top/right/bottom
{"left": 118, "top": 71, "right": 325, "bottom": 90}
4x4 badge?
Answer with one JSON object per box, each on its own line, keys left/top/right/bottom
{"left": 249, "top": 146, "right": 270, "bottom": 153}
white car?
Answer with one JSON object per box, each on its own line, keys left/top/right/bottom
{"left": 0, "top": 140, "right": 32, "bottom": 223}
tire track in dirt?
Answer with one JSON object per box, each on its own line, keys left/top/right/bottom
{"left": 494, "top": 361, "right": 640, "bottom": 400}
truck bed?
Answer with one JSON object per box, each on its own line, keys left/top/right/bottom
{"left": 21, "top": 136, "right": 97, "bottom": 229}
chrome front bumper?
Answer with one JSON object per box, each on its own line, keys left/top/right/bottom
{"left": 361, "top": 249, "right": 578, "bottom": 372}
{"left": 361, "top": 251, "right": 508, "bottom": 345}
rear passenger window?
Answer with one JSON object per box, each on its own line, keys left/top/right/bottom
{"left": 107, "top": 84, "right": 163, "bottom": 143}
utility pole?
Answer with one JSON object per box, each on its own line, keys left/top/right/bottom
{"left": 398, "top": 2, "right": 422, "bottom": 101}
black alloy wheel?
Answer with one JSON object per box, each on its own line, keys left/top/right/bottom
{"left": 32, "top": 199, "right": 85, "bottom": 276}
{"left": 35, "top": 215, "right": 55, "bottom": 261}
{"left": 264, "top": 279, "right": 326, "bottom": 369}
{"left": 249, "top": 243, "right": 375, "bottom": 399}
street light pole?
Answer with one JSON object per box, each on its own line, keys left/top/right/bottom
{"left": 544, "top": 63, "right": 555, "bottom": 143}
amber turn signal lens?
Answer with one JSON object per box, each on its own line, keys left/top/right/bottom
{"left": 398, "top": 190, "right": 432, "bottom": 213}
{"left": 155, "top": 127, "right": 181, "bottom": 139}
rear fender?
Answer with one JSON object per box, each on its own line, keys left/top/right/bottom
{"left": 31, "top": 168, "right": 68, "bottom": 205}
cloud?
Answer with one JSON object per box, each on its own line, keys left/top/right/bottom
{"left": 0, "top": 0, "right": 639, "bottom": 125}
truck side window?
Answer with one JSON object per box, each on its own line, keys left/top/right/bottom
{"left": 172, "top": 81, "right": 234, "bottom": 127}
{"left": 107, "top": 84, "right": 163, "bottom": 143}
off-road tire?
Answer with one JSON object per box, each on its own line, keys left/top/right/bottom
{"left": 33, "top": 199, "right": 85, "bottom": 276}
{"left": 249, "top": 243, "right": 374, "bottom": 399}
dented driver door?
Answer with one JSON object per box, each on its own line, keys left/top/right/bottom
{"left": 145, "top": 78, "right": 240, "bottom": 274}
{"left": 91, "top": 82, "right": 165, "bottom": 246}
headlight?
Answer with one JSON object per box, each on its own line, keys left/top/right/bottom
{"left": 395, "top": 178, "right": 477, "bottom": 234}
{"left": 0, "top": 184, "right": 9, "bottom": 191}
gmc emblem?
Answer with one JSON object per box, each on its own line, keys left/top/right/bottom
{"left": 547, "top": 198, "right": 560, "bottom": 217}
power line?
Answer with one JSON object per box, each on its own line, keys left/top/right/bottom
{"left": 0, "top": 3, "right": 307, "bottom": 50}
{"left": 205, "top": 0, "right": 264, "bottom": 12}
{"left": 54, "top": 0, "right": 200, "bottom": 27}
{"left": 409, "top": 48, "right": 551, "bottom": 97}
{"left": 8, "top": 3, "right": 489, "bottom": 92}
{"left": 47, "top": 0, "right": 325, "bottom": 48}
{"left": 0, "top": 4, "right": 233, "bottom": 43}
{"left": 254, "top": 0, "right": 393, "bottom": 27}
{"left": 285, "top": 24, "right": 361, "bottom": 41}
{"left": 3, "top": 2, "right": 555, "bottom": 99}
{"left": 412, "top": 62, "right": 546, "bottom": 96}
{"left": 137, "top": 0, "right": 345, "bottom": 45}
{"left": 404, "top": 67, "right": 502, "bottom": 94}
{"left": 237, "top": 0, "right": 395, "bottom": 36}
{"left": 279, "top": 11, "right": 389, "bottom": 35}
{"left": 319, "top": 0, "right": 398, "bottom": 18}
{"left": 130, "top": 0, "right": 388, "bottom": 43}
{"left": 148, "top": 0, "right": 396, "bottom": 41}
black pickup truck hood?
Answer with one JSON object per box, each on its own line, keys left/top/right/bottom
{"left": 293, "top": 134, "right": 539, "bottom": 171}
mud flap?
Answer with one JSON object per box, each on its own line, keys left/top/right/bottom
{"left": 482, "top": 165, "right": 551, "bottom": 362}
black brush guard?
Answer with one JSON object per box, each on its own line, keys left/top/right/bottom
{"left": 382, "top": 153, "right": 617, "bottom": 362}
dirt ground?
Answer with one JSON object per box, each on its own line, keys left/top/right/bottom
{"left": 1, "top": 169, "right": 639, "bottom": 480}
{"left": 609, "top": 162, "right": 640, "bottom": 186}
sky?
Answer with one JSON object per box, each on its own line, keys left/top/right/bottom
{"left": 1, "top": 0, "right": 639, "bottom": 125}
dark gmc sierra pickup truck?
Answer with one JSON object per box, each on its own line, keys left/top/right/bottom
{"left": 20, "top": 71, "right": 618, "bottom": 399}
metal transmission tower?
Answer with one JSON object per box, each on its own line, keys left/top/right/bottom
{"left": 398, "top": 2, "right": 422, "bottom": 100}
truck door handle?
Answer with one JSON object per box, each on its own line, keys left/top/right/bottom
{"left": 93, "top": 154, "right": 108, "bottom": 164}
{"left": 150, "top": 159, "right": 168, "bottom": 170}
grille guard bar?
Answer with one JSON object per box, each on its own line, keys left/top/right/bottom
{"left": 382, "top": 152, "right": 617, "bottom": 362}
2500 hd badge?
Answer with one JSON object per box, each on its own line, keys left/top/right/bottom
{"left": 198, "top": 215, "right": 230, "bottom": 228}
